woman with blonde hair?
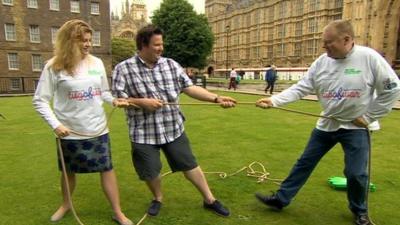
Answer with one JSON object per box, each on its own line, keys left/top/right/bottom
{"left": 33, "top": 19, "right": 133, "bottom": 225}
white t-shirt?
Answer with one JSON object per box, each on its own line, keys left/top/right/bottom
{"left": 230, "top": 70, "right": 237, "bottom": 78}
{"left": 33, "top": 55, "right": 114, "bottom": 139}
{"left": 271, "top": 45, "right": 400, "bottom": 131}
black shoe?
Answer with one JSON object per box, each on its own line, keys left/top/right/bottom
{"left": 203, "top": 200, "right": 230, "bottom": 217}
{"left": 354, "top": 214, "right": 373, "bottom": 225}
{"left": 147, "top": 200, "right": 162, "bottom": 216}
{"left": 255, "top": 193, "right": 284, "bottom": 210}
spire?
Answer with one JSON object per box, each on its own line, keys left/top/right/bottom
{"left": 125, "top": 0, "right": 130, "bottom": 15}
{"left": 121, "top": 0, "right": 125, "bottom": 17}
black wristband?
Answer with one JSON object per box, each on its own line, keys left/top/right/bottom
{"left": 213, "top": 96, "right": 219, "bottom": 103}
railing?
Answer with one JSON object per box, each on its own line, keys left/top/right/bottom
{"left": 0, "top": 77, "right": 114, "bottom": 95}
{"left": 0, "top": 77, "right": 39, "bottom": 94}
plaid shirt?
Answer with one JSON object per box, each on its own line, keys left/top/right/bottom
{"left": 112, "top": 55, "right": 193, "bottom": 144}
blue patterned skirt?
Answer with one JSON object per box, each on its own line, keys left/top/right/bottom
{"left": 56, "top": 133, "right": 113, "bottom": 173}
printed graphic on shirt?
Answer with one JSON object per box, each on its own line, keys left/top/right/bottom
{"left": 69, "top": 87, "right": 101, "bottom": 101}
{"left": 322, "top": 87, "right": 361, "bottom": 100}
{"left": 88, "top": 70, "right": 102, "bottom": 76}
{"left": 383, "top": 78, "right": 398, "bottom": 90}
{"left": 344, "top": 68, "right": 362, "bottom": 76}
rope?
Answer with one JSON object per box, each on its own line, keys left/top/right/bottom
{"left": 55, "top": 100, "right": 374, "bottom": 225}
{"left": 134, "top": 162, "right": 282, "bottom": 225}
{"left": 366, "top": 130, "right": 376, "bottom": 225}
{"left": 55, "top": 107, "right": 117, "bottom": 225}
{"left": 164, "top": 102, "right": 336, "bottom": 120}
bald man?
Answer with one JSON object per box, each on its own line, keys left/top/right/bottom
{"left": 255, "top": 20, "right": 400, "bottom": 225}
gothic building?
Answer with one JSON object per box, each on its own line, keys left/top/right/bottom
{"left": 111, "top": 0, "right": 148, "bottom": 40}
{"left": 206, "top": 0, "right": 400, "bottom": 71}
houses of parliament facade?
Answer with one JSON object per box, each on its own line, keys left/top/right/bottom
{"left": 206, "top": 0, "right": 400, "bottom": 70}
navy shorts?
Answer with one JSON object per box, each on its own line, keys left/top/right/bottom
{"left": 131, "top": 132, "right": 198, "bottom": 180}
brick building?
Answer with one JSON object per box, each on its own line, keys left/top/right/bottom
{"left": 0, "top": 0, "right": 111, "bottom": 94}
{"left": 206, "top": 0, "right": 400, "bottom": 73}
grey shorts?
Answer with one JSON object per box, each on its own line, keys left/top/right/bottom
{"left": 131, "top": 132, "right": 198, "bottom": 181}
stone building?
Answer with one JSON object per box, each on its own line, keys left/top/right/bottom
{"left": 0, "top": 0, "right": 111, "bottom": 94}
{"left": 206, "top": 0, "right": 400, "bottom": 72}
{"left": 111, "top": 0, "right": 147, "bottom": 40}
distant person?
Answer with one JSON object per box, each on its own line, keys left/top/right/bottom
{"left": 112, "top": 24, "right": 236, "bottom": 218}
{"left": 264, "top": 65, "right": 277, "bottom": 95}
{"left": 32, "top": 20, "right": 132, "bottom": 225}
{"left": 186, "top": 68, "right": 194, "bottom": 79}
{"left": 255, "top": 20, "right": 400, "bottom": 225}
{"left": 228, "top": 68, "right": 237, "bottom": 90}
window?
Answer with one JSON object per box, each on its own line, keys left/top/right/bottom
{"left": 294, "top": 43, "right": 302, "bottom": 56}
{"left": 2, "top": 0, "right": 13, "bottom": 5}
{"left": 32, "top": 54, "right": 43, "bottom": 71}
{"left": 93, "top": 31, "right": 100, "bottom": 46}
{"left": 309, "top": 0, "right": 320, "bottom": 11}
{"left": 10, "top": 78, "right": 21, "bottom": 90}
{"left": 49, "top": 0, "right": 59, "bottom": 10}
{"left": 70, "top": 0, "right": 80, "bottom": 13}
{"left": 91, "top": 2, "right": 99, "bottom": 15}
{"left": 296, "top": 0, "right": 304, "bottom": 16}
{"left": 334, "top": 0, "right": 343, "bottom": 8}
{"left": 295, "top": 22, "right": 303, "bottom": 36}
{"left": 267, "top": 46, "right": 273, "bottom": 58}
{"left": 8, "top": 53, "right": 19, "bottom": 70}
{"left": 307, "top": 39, "right": 317, "bottom": 55}
{"left": 5, "top": 23, "right": 16, "bottom": 41}
{"left": 277, "top": 24, "right": 285, "bottom": 38}
{"left": 51, "top": 27, "right": 59, "bottom": 44}
{"left": 27, "top": 0, "right": 37, "bottom": 8}
{"left": 268, "top": 28, "right": 274, "bottom": 40}
{"left": 308, "top": 18, "right": 317, "bottom": 33}
{"left": 279, "top": 1, "right": 286, "bottom": 18}
{"left": 268, "top": 6, "right": 274, "bottom": 22}
{"left": 276, "top": 43, "right": 285, "bottom": 57}
{"left": 29, "top": 25, "right": 40, "bottom": 42}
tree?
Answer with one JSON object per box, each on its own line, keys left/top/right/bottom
{"left": 152, "top": 0, "right": 214, "bottom": 69}
{"left": 111, "top": 37, "right": 136, "bottom": 67}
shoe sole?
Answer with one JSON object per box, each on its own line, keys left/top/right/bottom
{"left": 255, "top": 195, "right": 283, "bottom": 211}
{"left": 203, "top": 207, "right": 230, "bottom": 218}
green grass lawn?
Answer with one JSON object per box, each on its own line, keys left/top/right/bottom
{"left": 0, "top": 93, "right": 399, "bottom": 225}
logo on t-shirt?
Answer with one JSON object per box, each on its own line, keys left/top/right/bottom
{"left": 322, "top": 87, "right": 361, "bottom": 100}
{"left": 88, "top": 70, "right": 101, "bottom": 76}
{"left": 68, "top": 87, "right": 101, "bottom": 101}
{"left": 383, "top": 78, "right": 398, "bottom": 90}
{"left": 344, "top": 68, "right": 362, "bottom": 76}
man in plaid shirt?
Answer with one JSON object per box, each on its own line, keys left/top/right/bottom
{"left": 112, "top": 25, "right": 236, "bottom": 217}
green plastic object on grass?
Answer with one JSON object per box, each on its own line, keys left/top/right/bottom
{"left": 328, "top": 176, "right": 376, "bottom": 192}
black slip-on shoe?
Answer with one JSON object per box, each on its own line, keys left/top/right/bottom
{"left": 147, "top": 200, "right": 162, "bottom": 216}
{"left": 203, "top": 200, "right": 230, "bottom": 217}
{"left": 255, "top": 193, "right": 284, "bottom": 210}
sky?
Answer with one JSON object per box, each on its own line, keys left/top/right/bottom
{"left": 110, "top": 0, "right": 205, "bottom": 20}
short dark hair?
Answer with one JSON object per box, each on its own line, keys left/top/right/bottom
{"left": 136, "top": 25, "right": 163, "bottom": 50}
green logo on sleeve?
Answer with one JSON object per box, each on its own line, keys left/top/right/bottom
{"left": 344, "top": 68, "right": 362, "bottom": 76}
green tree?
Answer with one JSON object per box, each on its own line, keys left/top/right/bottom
{"left": 152, "top": 0, "right": 214, "bottom": 69}
{"left": 111, "top": 37, "right": 136, "bottom": 67}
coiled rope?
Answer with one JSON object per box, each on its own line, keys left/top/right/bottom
{"left": 56, "top": 101, "right": 373, "bottom": 225}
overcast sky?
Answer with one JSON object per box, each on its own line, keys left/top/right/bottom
{"left": 110, "top": 0, "right": 205, "bottom": 20}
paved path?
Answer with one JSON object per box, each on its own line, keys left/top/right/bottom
{"left": 207, "top": 86, "right": 400, "bottom": 110}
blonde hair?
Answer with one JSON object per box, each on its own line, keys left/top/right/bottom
{"left": 52, "top": 19, "right": 93, "bottom": 75}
